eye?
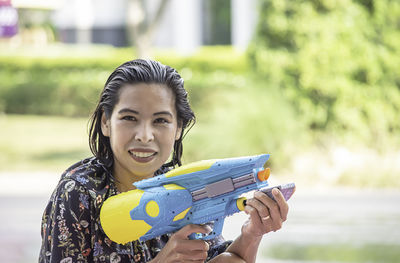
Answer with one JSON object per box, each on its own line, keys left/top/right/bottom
{"left": 154, "top": 118, "right": 170, "bottom": 124}
{"left": 122, "top": 116, "right": 136, "bottom": 121}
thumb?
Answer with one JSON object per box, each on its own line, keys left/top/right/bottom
{"left": 174, "top": 224, "right": 212, "bottom": 239}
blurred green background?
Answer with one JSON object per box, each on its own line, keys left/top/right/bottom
{"left": 1, "top": 0, "right": 400, "bottom": 188}
{"left": 1, "top": 0, "right": 400, "bottom": 262}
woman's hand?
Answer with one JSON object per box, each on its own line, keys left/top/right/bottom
{"left": 242, "top": 188, "right": 291, "bottom": 238}
{"left": 150, "top": 224, "right": 211, "bottom": 263}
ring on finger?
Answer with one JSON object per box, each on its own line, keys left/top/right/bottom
{"left": 262, "top": 215, "right": 271, "bottom": 221}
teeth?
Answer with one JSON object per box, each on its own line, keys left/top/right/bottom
{"left": 130, "top": 151, "right": 155, "bottom": 158}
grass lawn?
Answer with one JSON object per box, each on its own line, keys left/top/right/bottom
{"left": 0, "top": 114, "right": 91, "bottom": 172}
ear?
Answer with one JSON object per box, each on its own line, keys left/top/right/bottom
{"left": 175, "top": 121, "right": 183, "bottom": 141}
{"left": 101, "top": 112, "right": 111, "bottom": 137}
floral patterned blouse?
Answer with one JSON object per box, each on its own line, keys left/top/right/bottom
{"left": 39, "top": 157, "right": 232, "bottom": 263}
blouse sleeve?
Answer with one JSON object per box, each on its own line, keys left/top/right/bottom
{"left": 206, "top": 235, "right": 233, "bottom": 261}
{"left": 39, "top": 179, "right": 93, "bottom": 263}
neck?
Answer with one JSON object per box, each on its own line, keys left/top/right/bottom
{"left": 115, "top": 179, "right": 136, "bottom": 192}
{"left": 112, "top": 163, "right": 153, "bottom": 193}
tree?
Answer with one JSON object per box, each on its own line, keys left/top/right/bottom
{"left": 249, "top": 0, "right": 400, "bottom": 145}
{"left": 127, "top": 0, "right": 170, "bottom": 59}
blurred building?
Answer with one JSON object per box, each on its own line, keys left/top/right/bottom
{"left": 5, "top": 0, "right": 63, "bottom": 46}
{"left": 8, "top": 0, "right": 258, "bottom": 53}
{"left": 54, "top": 0, "right": 258, "bottom": 52}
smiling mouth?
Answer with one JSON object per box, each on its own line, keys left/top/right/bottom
{"left": 128, "top": 150, "right": 157, "bottom": 163}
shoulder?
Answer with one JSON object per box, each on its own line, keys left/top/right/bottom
{"left": 44, "top": 158, "right": 115, "bottom": 218}
{"left": 47, "top": 157, "right": 114, "bottom": 209}
{"left": 60, "top": 157, "right": 111, "bottom": 192}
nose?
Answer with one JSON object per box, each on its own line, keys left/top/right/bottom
{"left": 134, "top": 122, "right": 154, "bottom": 143}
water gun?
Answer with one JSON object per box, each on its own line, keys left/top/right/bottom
{"left": 100, "top": 154, "right": 295, "bottom": 244}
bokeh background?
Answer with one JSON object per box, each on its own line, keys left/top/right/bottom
{"left": 1, "top": 0, "right": 400, "bottom": 262}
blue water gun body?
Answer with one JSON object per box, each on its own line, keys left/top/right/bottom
{"left": 100, "top": 154, "right": 271, "bottom": 244}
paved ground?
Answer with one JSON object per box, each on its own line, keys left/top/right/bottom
{"left": 1, "top": 172, "right": 400, "bottom": 263}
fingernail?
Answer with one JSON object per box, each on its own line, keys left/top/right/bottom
{"left": 272, "top": 188, "right": 279, "bottom": 195}
{"left": 205, "top": 225, "right": 212, "bottom": 233}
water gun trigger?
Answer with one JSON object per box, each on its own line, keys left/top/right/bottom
{"left": 188, "top": 218, "right": 225, "bottom": 240}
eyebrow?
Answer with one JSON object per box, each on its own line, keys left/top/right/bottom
{"left": 154, "top": 111, "right": 173, "bottom": 117}
{"left": 118, "top": 108, "right": 173, "bottom": 117}
{"left": 118, "top": 108, "right": 139, "bottom": 115}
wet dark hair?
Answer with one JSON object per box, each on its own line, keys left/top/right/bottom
{"left": 88, "top": 59, "right": 195, "bottom": 171}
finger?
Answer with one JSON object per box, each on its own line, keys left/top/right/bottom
{"left": 272, "top": 188, "right": 290, "bottom": 221}
{"left": 174, "top": 224, "right": 212, "bottom": 239}
{"left": 187, "top": 250, "right": 209, "bottom": 261}
{"left": 175, "top": 239, "right": 210, "bottom": 253}
{"left": 244, "top": 204, "right": 264, "bottom": 228}
{"left": 254, "top": 191, "right": 282, "bottom": 230}
{"left": 246, "top": 197, "right": 270, "bottom": 220}
{"left": 247, "top": 195, "right": 277, "bottom": 231}
{"left": 174, "top": 246, "right": 208, "bottom": 261}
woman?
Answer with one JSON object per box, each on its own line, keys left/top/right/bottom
{"left": 39, "top": 59, "right": 289, "bottom": 263}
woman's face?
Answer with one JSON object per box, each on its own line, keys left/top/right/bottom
{"left": 101, "top": 83, "right": 182, "bottom": 181}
